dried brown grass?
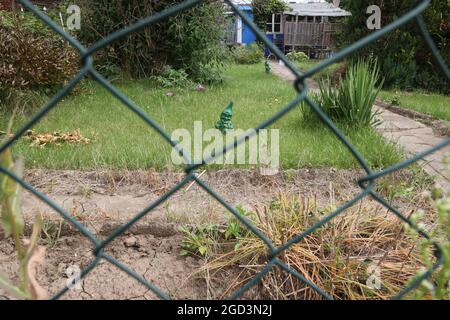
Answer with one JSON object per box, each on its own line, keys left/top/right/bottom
{"left": 205, "top": 193, "right": 423, "bottom": 300}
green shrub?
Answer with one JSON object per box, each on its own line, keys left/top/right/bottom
{"left": 382, "top": 54, "right": 416, "bottom": 90}
{"left": 304, "top": 59, "right": 383, "bottom": 127}
{"left": 339, "top": 0, "right": 449, "bottom": 94}
{"left": 286, "top": 51, "right": 309, "bottom": 63}
{"left": 232, "top": 43, "right": 264, "bottom": 64}
{"left": 152, "top": 67, "right": 192, "bottom": 88}
{"left": 0, "top": 10, "right": 56, "bottom": 36}
{"left": 76, "top": 0, "right": 227, "bottom": 84}
{"left": 252, "top": 0, "right": 288, "bottom": 32}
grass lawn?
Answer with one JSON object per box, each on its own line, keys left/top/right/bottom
{"left": 379, "top": 90, "right": 450, "bottom": 121}
{"left": 0, "top": 63, "right": 401, "bottom": 170}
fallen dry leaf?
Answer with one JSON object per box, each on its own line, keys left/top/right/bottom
{"left": 25, "top": 128, "right": 91, "bottom": 147}
{"left": 23, "top": 240, "right": 49, "bottom": 300}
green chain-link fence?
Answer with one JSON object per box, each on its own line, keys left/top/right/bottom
{"left": 1, "top": 0, "right": 449, "bottom": 300}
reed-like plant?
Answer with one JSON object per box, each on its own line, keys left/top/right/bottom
{"left": 304, "top": 59, "right": 383, "bottom": 127}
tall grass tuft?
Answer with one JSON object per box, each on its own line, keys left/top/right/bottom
{"left": 304, "top": 59, "right": 383, "bottom": 127}
{"left": 203, "top": 193, "right": 422, "bottom": 300}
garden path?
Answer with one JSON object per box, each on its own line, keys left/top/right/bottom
{"left": 269, "top": 61, "right": 449, "bottom": 191}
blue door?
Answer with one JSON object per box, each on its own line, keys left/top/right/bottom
{"left": 240, "top": 7, "right": 257, "bottom": 45}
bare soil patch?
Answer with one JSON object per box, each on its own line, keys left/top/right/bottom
{"left": 0, "top": 168, "right": 431, "bottom": 300}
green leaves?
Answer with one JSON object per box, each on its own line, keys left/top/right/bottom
{"left": 179, "top": 224, "right": 219, "bottom": 257}
{"left": 232, "top": 43, "right": 264, "bottom": 65}
{"left": 0, "top": 149, "right": 24, "bottom": 238}
{"left": 0, "top": 138, "right": 47, "bottom": 299}
{"left": 313, "top": 59, "right": 383, "bottom": 127}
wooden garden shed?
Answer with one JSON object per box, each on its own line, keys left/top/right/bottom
{"left": 226, "top": 1, "right": 351, "bottom": 57}
{"left": 281, "top": 1, "right": 351, "bottom": 56}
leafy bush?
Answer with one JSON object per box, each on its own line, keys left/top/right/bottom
{"left": 382, "top": 54, "right": 416, "bottom": 90}
{"left": 0, "top": 9, "right": 56, "bottom": 36}
{"left": 232, "top": 43, "right": 264, "bottom": 64}
{"left": 304, "top": 59, "right": 383, "bottom": 127}
{"left": 339, "top": 0, "right": 449, "bottom": 94}
{"left": 153, "top": 67, "right": 192, "bottom": 88}
{"left": 286, "top": 51, "right": 309, "bottom": 63}
{"left": 252, "top": 0, "right": 288, "bottom": 32}
{"left": 0, "top": 12, "right": 79, "bottom": 112}
{"left": 76, "top": 0, "right": 227, "bottom": 84}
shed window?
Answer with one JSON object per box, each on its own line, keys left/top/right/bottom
{"left": 266, "top": 13, "right": 282, "bottom": 34}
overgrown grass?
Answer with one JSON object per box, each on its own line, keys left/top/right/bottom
{"left": 198, "top": 194, "right": 423, "bottom": 300}
{"left": 0, "top": 64, "right": 401, "bottom": 170}
{"left": 379, "top": 90, "right": 450, "bottom": 121}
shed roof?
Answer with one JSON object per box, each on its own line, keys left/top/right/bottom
{"left": 285, "top": 2, "right": 351, "bottom": 17}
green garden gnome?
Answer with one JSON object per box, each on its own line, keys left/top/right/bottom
{"left": 215, "top": 101, "right": 234, "bottom": 134}
{"left": 265, "top": 59, "right": 271, "bottom": 74}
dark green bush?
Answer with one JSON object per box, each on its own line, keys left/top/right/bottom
{"left": 339, "top": 0, "right": 449, "bottom": 94}
{"left": 382, "top": 54, "right": 417, "bottom": 90}
{"left": 76, "top": 0, "right": 227, "bottom": 84}
{"left": 232, "top": 43, "right": 264, "bottom": 64}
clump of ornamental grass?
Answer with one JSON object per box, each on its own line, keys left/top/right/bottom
{"left": 302, "top": 59, "right": 383, "bottom": 127}
{"left": 203, "top": 194, "right": 423, "bottom": 300}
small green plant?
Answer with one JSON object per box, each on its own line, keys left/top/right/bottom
{"left": 405, "top": 189, "right": 450, "bottom": 300}
{"left": 153, "top": 67, "right": 192, "bottom": 88}
{"left": 232, "top": 43, "right": 263, "bottom": 65}
{"left": 224, "top": 206, "right": 252, "bottom": 241}
{"left": 179, "top": 223, "right": 220, "bottom": 257}
{"left": 0, "top": 129, "right": 46, "bottom": 299}
{"left": 304, "top": 59, "right": 383, "bottom": 127}
{"left": 286, "top": 51, "right": 309, "bottom": 63}
{"left": 391, "top": 93, "right": 401, "bottom": 106}
{"left": 179, "top": 206, "right": 250, "bottom": 256}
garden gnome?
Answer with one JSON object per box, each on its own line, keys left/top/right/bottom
{"left": 265, "top": 59, "right": 271, "bottom": 74}
{"left": 215, "top": 101, "right": 234, "bottom": 134}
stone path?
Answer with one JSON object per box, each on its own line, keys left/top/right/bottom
{"left": 268, "top": 61, "right": 449, "bottom": 191}
{"left": 375, "top": 106, "right": 449, "bottom": 190}
{"left": 269, "top": 61, "right": 319, "bottom": 90}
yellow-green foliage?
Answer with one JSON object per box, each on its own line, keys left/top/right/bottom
{"left": 0, "top": 137, "right": 44, "bottom": 299}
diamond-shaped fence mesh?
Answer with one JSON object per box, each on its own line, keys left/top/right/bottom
{"left": 0, "top": 0, "right": 449, "bottom": 300}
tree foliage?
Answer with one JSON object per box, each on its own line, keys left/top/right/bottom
{"left": 76, "top": 0, "right": 227, "bottom": 83}
{"left": 252, "top": 0, "right": 288, "bottom": 32}
{"left": 339, "top": 0, "right": 449, "bottom": 93}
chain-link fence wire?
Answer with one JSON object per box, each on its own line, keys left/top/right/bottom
{"left": 0, "top": 0, "right": 449, "bottom": 300}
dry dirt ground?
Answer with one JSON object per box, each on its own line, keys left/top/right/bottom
{"left": 0, "top": 168, "right": 430, "bottom": 300}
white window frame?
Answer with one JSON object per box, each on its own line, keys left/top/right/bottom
{"left": 236, "top": 16, "right": 243, "bottom": 44}
{"left": 266, "top": 13, "right": 283, "bottom": 34}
